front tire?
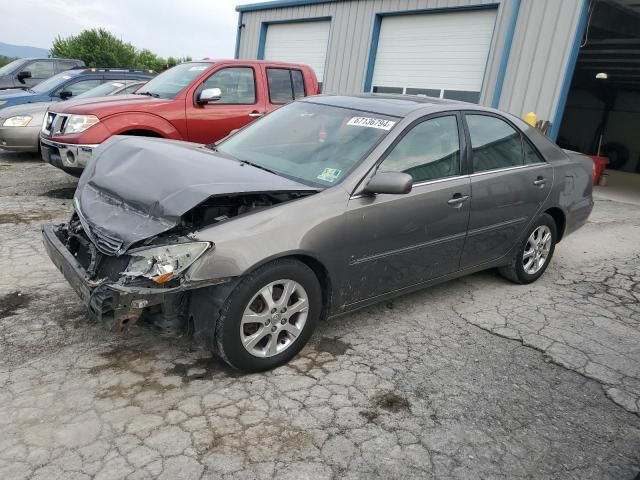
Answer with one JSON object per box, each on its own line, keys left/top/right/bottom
{"left": 498, "top": 213, "right": 557, "bottom": 284}
{"left": 214, "top": 259, "right": 322, "bottom": 372}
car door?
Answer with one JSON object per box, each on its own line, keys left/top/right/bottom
{"left": 186, "top": 65, "right": 265, "bottom": 144}
{"left": 20, "top": 60, "right": 56, "bottom": 88}
{"left": 460, "top": 113, "right": 553, "bottom": 269}
{"left": 342, "top": 113, "right": 471, "bottom": 304}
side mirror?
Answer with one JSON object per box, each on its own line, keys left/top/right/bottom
{"left": 17, "top": 70, "right": 32, "bottom": 82}
{"left": 197, "top": 87, "right": 222, "bottom": 105}
{"left": 363, "top": 172, "right": 413, "bottom": 195}
{"left": 59, "top": 90, "right": 73, "bottom": 100}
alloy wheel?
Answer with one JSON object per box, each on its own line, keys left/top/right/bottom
{"left": 240, "top": 279, "right": 309, "bottom": 358}
{"left": 522, "top": 225, "right": 552, "bottom": 275}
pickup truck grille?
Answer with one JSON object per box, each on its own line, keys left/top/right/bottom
{"left": 42, "top": 112, "right": 69, "bottom": 136}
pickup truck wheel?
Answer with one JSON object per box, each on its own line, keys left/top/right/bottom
{"left": 214, "top": 259, "right": 322, "bottom": 372}
{"left": 498, "top": 213, "right": 557, "bottom": 284}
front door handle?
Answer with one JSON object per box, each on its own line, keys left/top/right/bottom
{"left": 248, "top": 111, "right": 263, "bottom": 118}
{"left": 447, "top": 193, "right": 470, "bottom": 208}
{"left": 533, "top": 176, "right": 546, "bottom": 187}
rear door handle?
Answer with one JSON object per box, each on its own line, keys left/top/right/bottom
{"left": 447, "top": 194, "right": 470, "bottom": 207}
{"left": 533, "top": 177, "right": 546, "bottom": 187}
{"left": 248, "top": 111, "right": 263, "bottom": 118}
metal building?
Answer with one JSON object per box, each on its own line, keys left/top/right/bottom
{"left": 235, "top": 0, "right": 640, "bottom": 175}
{"left": 235, "top": 0, "right": 584, "bottom": 137}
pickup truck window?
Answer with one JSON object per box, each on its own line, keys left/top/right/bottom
{"left": 0, "top": 59, "right": 24, "bottom": 76}
{"left": 26, "top": 60, "right": 55, "bottom": 79}
{"left": 267, "top": 68, "right": 306, "bottom": 104}
{"left": 136, "top": 62, "right": 211, "bottom": 99}
{"left": 200, "top": 67, "right": 256, "bottom": 104}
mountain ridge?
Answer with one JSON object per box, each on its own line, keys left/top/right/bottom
{"left": 0, "top": 41, "right": 50, "bottom": 58}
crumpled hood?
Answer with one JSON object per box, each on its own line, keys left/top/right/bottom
{"left": 75, "top": 136, "right": 315, "bottom": 254}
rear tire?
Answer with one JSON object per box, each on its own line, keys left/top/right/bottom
{"left": 214, "top": 259, "right": 322, "bottom": 372}
{"left": 498, "top": 213, "right": 557, "bottom": 284}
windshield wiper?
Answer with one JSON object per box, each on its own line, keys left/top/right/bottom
{"left": 239, "top": 160, "right": 278, "bottom": 176}
{"left": 135, "top": 91, "right": 160, "bottom": 98}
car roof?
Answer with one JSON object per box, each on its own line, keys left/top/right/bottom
{"left": 302, "top": 94, "right": 467, "bottom": 118}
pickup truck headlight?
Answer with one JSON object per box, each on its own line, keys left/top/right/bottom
{"left": 123, "top": 242, "right": 212, "bottom": 284}
{"left": 64, "top": 114, "right": 100, "bottom": 134}
{"left": 3, "top": 115, "right": 32, "bottom": 127}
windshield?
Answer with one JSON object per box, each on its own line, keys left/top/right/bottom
{"left": 0, "top": 59, "right": 25, "bottom": 77}
{"left": 135, "top": 62, "right": 211, "bottom": 99}
{"left": 75, "top": 81, "right": 128, "bottom": 99}
{"left": 216, "top": 101, "right": 398, "bottom": 187}
{"left": 32, "top": 69, "right": 82, "bottom": 93}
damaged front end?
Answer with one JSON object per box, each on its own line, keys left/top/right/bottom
{"left": 42, "top": 136, "right": 318, "bottom": 337}
{"left": 42, "top": 213, "right": 227, "bottom": 335}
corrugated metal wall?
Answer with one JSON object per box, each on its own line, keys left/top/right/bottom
{"left": 498, "top": 0, "right": 584, "bottom": 121}
{"left": 237, "top": 0, "right": 584, "bottom": 122}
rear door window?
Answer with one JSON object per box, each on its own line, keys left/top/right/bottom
{"left": 466, "top": 114, "right": 523, "bottom": 173}
{"left": 267, "top": 68, "right": 306, "bottom": 104}
{"left": 57, "top": 60, "right": 81, "bottom": 73}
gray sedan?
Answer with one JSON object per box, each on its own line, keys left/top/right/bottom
{"left": 0, "top": 80, "right": 146, "bottom": 152}
{"left": 42, "top": 95, "right": 594, "bottom": 371}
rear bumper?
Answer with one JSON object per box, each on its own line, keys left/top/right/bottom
{"left": 40, "top": 137, "right": 97, "bottom": 170}
{"left": 0, "top": 125, "right": 40, "bottom": 152}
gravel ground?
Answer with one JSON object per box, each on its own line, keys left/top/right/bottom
{"left": 0, "top": 151, "right": 639, "bottom": 480}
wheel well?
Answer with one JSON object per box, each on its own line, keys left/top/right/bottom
{"left": 290, "top": 254, "right": 332, "bottom": 321}
{"left": 545, "top": 207, "right": 566, "bottom": 242}
{"left": 119, "top": 129, "right": 163, "bottom": 138}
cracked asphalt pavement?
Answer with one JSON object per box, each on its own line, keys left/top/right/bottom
{"left": 0, "top": 151, "right": 639, "bottom": 479}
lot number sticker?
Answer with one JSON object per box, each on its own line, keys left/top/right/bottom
{"left": 317, "top": 168, "right": 342, "bottom": 183}
{"left": 347, "top": 117, "right": 396, "bottom": 130}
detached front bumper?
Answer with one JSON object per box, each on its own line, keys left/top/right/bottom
{"left": 40, "top": 137, "right": 97, "bottom": 172}
{"left": 0, "top": 125, "right": 40, "bottom": 152}
{"left": 42, "top": 223, "right": 208, "bottom": 330}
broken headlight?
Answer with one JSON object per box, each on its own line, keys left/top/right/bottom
{"left": 123, "top": 242, "right": 212, "bottom": 284}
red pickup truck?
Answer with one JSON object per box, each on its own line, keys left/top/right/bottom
{"left": 40, "top": 59, "right": 319, "bottom": 175}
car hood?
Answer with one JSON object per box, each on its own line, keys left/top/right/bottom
{"left": 75, "top": 136, "right": 316, "bottom": 254}
{"left": 0, "top": 101, "right": 54, "bottom": 119}
{"left": 0, "top": 88, "right": 32, "bottom": 98}
{"left": 54, "top": 94, "right": 172, "bottom": 116}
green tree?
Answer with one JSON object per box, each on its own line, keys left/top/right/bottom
{"left": 51, "top": 29, "right": 191, "bottom": 72}
{"left": 52, "top": 29, "right": 137, "bottom": 68}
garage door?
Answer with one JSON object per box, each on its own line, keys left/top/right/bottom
{"left": 371, "top": 9, "right": 497, "bottom": 103}
{"left": 264, "top": 21, "right": 331, "bottom": 84}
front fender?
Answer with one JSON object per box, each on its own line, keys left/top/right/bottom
{"left": 102, "top": 112, "right": 183, "bottom": 139}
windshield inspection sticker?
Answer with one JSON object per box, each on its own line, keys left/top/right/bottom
{"left": 317, "top": 168, "right": 342, "bottom": 183}
{"left": 188, "top": 66, "right": 208, "bottom": 71}
{"left": 347, "top": 116, "right": 396, "bottom": 130}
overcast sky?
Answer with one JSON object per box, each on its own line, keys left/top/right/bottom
{"left": 2, "top": 0, "right": 247, "bottom": 59}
